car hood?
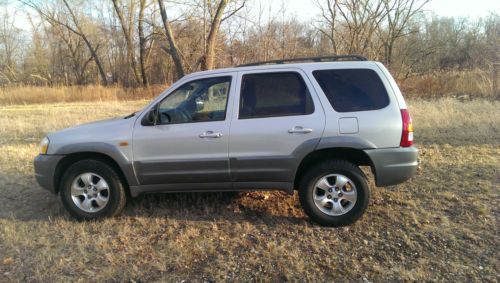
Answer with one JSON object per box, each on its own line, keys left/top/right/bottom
{"left": 46, "top": 116, "right": 137, "bottom": 155}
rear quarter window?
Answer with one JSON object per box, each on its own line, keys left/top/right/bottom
{"left": 313, "top": 69, "right": 390, "bottom": 112}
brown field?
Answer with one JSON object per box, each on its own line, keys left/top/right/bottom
{"left": 0, "top": 85, "right": 166, "bottom": 105}
{"left": 0, "top": 94, "right": 499, "bottom": 281}
{"left": 398, "top": 69, "right": 494, "bottom": 99}
{"left": 0, "top": 69, "right": 495, "bottom": 106}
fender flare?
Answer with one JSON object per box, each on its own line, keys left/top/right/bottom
{"left": 55, "top": 142, "right": 139, "bottom": 186}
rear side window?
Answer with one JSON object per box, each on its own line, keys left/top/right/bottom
{"left": 239, "top": 72, "right": 314, "bottom": 119}
{"left": 313, "top": 69, "right": 389, "bottom": 112}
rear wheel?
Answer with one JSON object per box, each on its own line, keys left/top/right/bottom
{"left": 299, "top": 159, "right": 370, "bottom": 227}
{"left": 59, "top": 159, "right": 127, "bottom": 220}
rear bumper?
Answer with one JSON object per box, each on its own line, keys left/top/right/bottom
{"left": 34, "top": 154, "right": 64, "bottom": 194}
{"left": 364, "top": 147, "right": 418, "bottom": 187}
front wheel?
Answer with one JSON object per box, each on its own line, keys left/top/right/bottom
{"left": 59, "top": 159, "right": 127, "bottom": 220}
{"left": 299, "top": 160, "right": 370, "bottom": 227}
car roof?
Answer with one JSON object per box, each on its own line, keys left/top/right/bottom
{"left": 183, "top": 61, "right": 380, "bottom": 79}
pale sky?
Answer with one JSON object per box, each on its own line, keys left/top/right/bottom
{"left": 262, "top": 0, "right": 500, "bottom": 22}
{"left": 425, "top": 0, "right": 499, "bottom": 18}
{"left": 5, "top": 0, "right": 500, "bottom": 32}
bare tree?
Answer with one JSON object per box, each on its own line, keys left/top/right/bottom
{"left": 337, "top": 0, "right": 388, "bottom": 55}
{"left": 199, "top": 0, "right": 246, "bottom": 70}
{"left": 200, "top": 0, "right": 228, "bottom": 70}
{"left": 5, "top": 0, "right": 499, "bottom": 87}
{"left": 138, "top": 0, "right": 149, "bottom": 86}
{"left": 54, "top": 24, "right": 93, "bottom": 84}
{"left": 112, "top": 0, "right": 143, "bottom": 85}
{"left": 315, "top": 0, "right": 339, "bottom": 54}
{"left": 380, "top": 0, "right": 429, "bottom": 65}
{"left": 157, "top": 0, "right": 185, "bottom": 78}
{"left": 22, "top": 0, "right": 109, "bottom": 85}
{"left": 0, "top": 5, "right": 22, "bottom": 83}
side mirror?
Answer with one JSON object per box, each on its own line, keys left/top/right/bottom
{"left": 142, "top": 108, "right": 158, "bottom": 126}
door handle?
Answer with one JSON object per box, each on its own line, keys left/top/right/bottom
{"left": 199, "top": 131, "right": 223, "bottom": 138}
{"left": 288, "top": 126, "right": 313, "bottom": 134}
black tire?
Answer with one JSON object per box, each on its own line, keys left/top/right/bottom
{"left": 59, "top": 159, "right": 127, "bottom": 220}
{"left": 299, "top": 159, "right": 370, "bottom": 227}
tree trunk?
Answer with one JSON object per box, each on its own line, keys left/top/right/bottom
{"left": 62, "top": 0, "right": 108, "bottom": 85}
{"left": 83, "top": 38, "right": 108, "bottom": 85}
{"left": 112, "top": 0, "right": 142, "bottom": 85}
{"left": 138, "top": 0, "right": 148, "bottom": 86}
{"left": 158, "top": 0, "right": 185, "bottom": 79}
{"left": 201, "top": 0, "right": 228, "bottom": 70}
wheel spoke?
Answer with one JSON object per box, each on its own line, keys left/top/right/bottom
{"left": 81, "top": 198, "right": 93, "bottom": 211}
{"left": 94, "top": 195, "right": 108, "bottom": 207}
{"left": 314, "top": 191, "right": 325, "bottom": 200}
{"left": 319, "top": 197, "right": 330, "bottom": 207}
{"left": 342, "top": 190, "right": 357, "bottom": 203}
{"left": 335, "top": 175, "right": 348, "bottom": 188}
{"left": 71, "top": 182, "right": 84, "bottom": 196}
{"left": 80, "top": 173, "right": 93, "bottom": 186}
{"left": 316, "top": 177, "right": 332, "bottom": 191}
{"left": 95, "top": 179, "right": 109, "bottom": 192}
{"left": 332, "top": 201, "right": 344, "bottom": 214}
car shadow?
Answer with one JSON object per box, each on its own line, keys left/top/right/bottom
{"left": 124, "top": 191, "right": 306, "bottom": 225}
{"left": 0, "top": 175, "right": 306, "bottom": 225}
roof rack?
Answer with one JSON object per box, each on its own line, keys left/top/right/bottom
{"left": 237, "top": 55, "right": 367, "bottom": 67}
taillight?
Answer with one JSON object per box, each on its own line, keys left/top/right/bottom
{"left": 400, "top": 109, "right": 414, "bottom": 147}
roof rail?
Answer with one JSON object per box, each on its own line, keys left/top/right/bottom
{"left": 237, "top": 55, "right": 367, "bottom": 67}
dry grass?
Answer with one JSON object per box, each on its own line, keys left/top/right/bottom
{"left": 0, "top": 69, "right": 497, "bottom": 106}
{"left": 398, "top": 69, "right": 495, "bottom": 99}
{"left": 408, "top": 98, "right": 500, "bottom": 145}
{"left": 0, "top": 97, "right": 499, "bottom": 281}
{"left": 0, "top": 85, "right": 166, "bottom": 105}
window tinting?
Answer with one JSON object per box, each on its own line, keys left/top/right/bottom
{"left": 313, "top": 69, "right": 389, "bottom": 112}
{"left": 239, "top": 72, "right": 314, "bottom": 119}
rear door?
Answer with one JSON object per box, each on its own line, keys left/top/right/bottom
{"left": 228, "top": 69, "right": 325, "bottom": 186}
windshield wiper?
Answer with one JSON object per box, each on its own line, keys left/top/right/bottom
{"left": 124, "top": 112, "right": 136, "bottom": 119}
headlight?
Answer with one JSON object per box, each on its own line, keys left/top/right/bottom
{"left": 40, "top": 137, "right": 50, "bottom": 154}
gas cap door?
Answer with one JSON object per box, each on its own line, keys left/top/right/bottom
{"left": 339, "top": 117, "right": 359, "bottom": 134}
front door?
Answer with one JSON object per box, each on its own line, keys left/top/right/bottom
{"left": 229, "top": 69, "right": 326, "bottom": 185}
{"left": 133, "top": 74, "right": 235, "bottom": 185}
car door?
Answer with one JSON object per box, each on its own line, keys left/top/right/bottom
{"left": 229, "top": 69, "right": 326, "bottom": 186}
{"left": 133, "top": 73, "right": 236, "bottom": 186}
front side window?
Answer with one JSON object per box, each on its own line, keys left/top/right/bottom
{"left": 157, "top": 76, "right": 231, "bottom": 124}
{"left": 313, "top": 69, "right": 390, "bottom": 112}
{"left": 239, "top": 72, "right": 314, "bottom": 119}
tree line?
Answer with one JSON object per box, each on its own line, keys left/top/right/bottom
{"left": 0, "top": 0, "right": 498, "bottom": 86}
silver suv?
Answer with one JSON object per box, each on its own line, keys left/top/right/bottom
{"left": 34, "top": 56, "right": 418, "bottom": 226}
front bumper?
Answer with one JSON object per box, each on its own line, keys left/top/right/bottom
{"left": 34, "top": 154, "right": 64, "bottom": 194}
{"left": 364, "top": 147, "right": 418, "bottom": 187}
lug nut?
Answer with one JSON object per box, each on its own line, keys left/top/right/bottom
{"left": 327, "top": 195, "right": 332, "bottom": 199}
{"left": 333, "top": 198, "right": 338, "bottom": 202}
{"left": 338, "top": 193, "right": 343, "bottom": 197}
{"left": 328, "top": 188, "right": 332, "bottom": 193}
